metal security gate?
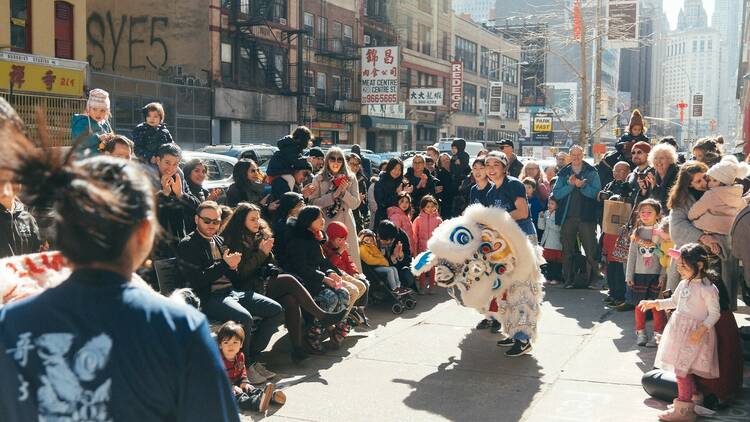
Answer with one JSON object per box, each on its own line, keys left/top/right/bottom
{"left": 0, "top": 91, "right": 86, "bottom": 146}
{"left": 240, "top": 122, "right": 288, "bottom": 144}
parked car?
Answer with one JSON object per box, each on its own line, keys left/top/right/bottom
{"left": 199, "top": 143, "right": 278, "bottom": 166}
{"left": 181, "top": 151, "right": 237, "bottom": 195}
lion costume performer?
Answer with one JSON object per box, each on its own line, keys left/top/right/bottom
{"left": 411, "top": 204, "right": 545, "bottom": 343}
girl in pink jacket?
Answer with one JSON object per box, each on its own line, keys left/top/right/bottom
{"left": 412, "top": 195, "right": 443, "bottom": 292}
{"left": 387, "top": 192, "right": 417, "bottom": 253}
{"left": 688, "top": 155, "right": 750, "bottom": 235}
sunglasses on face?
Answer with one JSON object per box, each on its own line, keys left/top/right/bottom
{"left": 329, "top": 156, "right": 344, "bottom": 163}
{"left": 199, "top": 216, "right": 221, "bottom": 225}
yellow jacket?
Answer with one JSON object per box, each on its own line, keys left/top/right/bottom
{"left": 360, "top": 242, "right": 389, "bottom": 266}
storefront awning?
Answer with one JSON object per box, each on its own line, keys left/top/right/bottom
{"left": 361, "top": 116, "right": 411, "bottom": 131}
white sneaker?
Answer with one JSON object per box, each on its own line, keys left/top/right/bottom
{"left": 247, "top": 364, "right": 268, "bottom": 385}
{"left": 252, "top": 362, "right": 276, "bottom": 379}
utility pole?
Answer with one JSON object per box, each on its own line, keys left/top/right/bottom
{"left": 579, "top": 3, "right": 590, "bottom": 147}
{"left": 593, "top": 0, "right": 603, "bottom": 148}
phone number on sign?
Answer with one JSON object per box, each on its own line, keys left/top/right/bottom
{"left": 362, "top": 93, "right": 398, "bottom": 104}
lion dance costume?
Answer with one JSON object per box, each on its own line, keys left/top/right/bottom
{"left": 411, "top": 204, "right": 545, "bottom": 342}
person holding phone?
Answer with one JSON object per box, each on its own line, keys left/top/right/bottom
{"left": 627, "top": 142, "right": 655, "bottom": 207}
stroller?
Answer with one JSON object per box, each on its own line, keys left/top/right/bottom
{"left": 361, "top": 263, "right": 417, "bottom": 314}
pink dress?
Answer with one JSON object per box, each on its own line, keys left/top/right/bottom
{"left": 387, "top": 206, "right": 416, "bottom": 253}
{"left": 654, "top": 278, "right": 720, "bottom": 379}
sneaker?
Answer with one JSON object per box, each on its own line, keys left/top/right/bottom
{"left": 603, "top": 296, "right": 615, "bottom": 304}
{"left": 247, "top": 364, "right": 268, "bottom": 385}
{"left": 645, "top": 338, "right": 658, "bottom": 348}
{"left": 505, "top": 340, "right": 532, "bottom": 357}
{"left": 258, "top": 383, "right": 274, "bottom": 413}
{"left": 496, "top": 337, "right": 515, "bottom": 347}
{"left": 608, "top": 299, "right": 624, "bottom": 308}
{"left": 252, "top": 362, "right": 276, "bottom": 379}
{"left": 476, "top": 319, "right": 492, "bottom": 330}
{"left": 490, "top": 319, "right": 502, "bottom": 334}
{"left": 636, "top": 330, "right": 648, "bottom": 347}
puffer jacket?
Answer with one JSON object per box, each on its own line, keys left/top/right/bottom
{"left": 70, "top": 114, "right": 112, "bottom": 158}
{"left": 387, "top": 206, "right": 416, "bottom": 253}
{"left": 323, "top": 242, "right": 358, "bottom": 276}
{"left": 412, "top": 210, "right": 442, "bottom": 255}
{"left": 688, "top": 184, "right": 747, "bottom": 235}
{"left": 132, "top": 122, "right": 174, "bottom": 162}
{"left": 359, "top": 242, "right": 389, "bottom": 267}
{"left": 266, "top": 135, "right": 306, "bottom": 177}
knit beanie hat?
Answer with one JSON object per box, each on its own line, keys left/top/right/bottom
{"left": 326, "top": 221, "right": 349, "bottom": 240}
{"left": 628, "top": 109, "right": 645, "bottom": 132}
{"left": 631, "top": 141, "right": 651, "bottom": 155}
{"left": 87, "top": 89, "right": 110, "bottom": 111}
{"left": 485, "top": 150, "right": 508, "bottom": 167}
{"left": 292, "top": 158, "right": 313, "bottom": 171}
{"left": 706, "top": 155, "right": 750, "bottom": 186}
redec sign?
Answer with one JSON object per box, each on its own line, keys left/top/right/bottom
{"left": 450, "top": 62, "right": 463, "bottom": 111}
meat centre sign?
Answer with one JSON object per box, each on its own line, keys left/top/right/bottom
{"left": 450, "top": 61, "right": 463, "bottom": 111}
{"left": 361, "top": 46, "right": 399, "bottom": 105}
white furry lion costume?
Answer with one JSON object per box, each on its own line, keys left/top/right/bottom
{"left": 411, "top": 204, "right": 545, "bottom": 340}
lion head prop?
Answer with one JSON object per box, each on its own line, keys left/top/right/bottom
{"left": 411, "top": 204, "right": 545, "bottom": 340}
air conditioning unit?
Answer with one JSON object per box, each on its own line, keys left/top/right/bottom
{"left": 308, "top": 87, "right": 316, "bottom": 96}
{"left": 364, "top": 35, "right": 371, "bottom": 45}
{"left": 334, "top": 100, "right": 344, "bottom": 111}
{"left": 278, "top": 17, "right": 287, "bottom": 26}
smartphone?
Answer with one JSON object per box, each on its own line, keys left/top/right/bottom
{"left": 262, "top": 184, "right": 272, "bottom": 196}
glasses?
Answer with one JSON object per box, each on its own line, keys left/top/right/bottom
{"left": 199, "top": 216, "right": 221, "bottom": 225}
{"left": 329, "top": 156, "right": 344, "bottom": 163}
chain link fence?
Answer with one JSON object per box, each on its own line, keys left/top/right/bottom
{"left": 0, "top": 90, "right": 87, "bottom": 146}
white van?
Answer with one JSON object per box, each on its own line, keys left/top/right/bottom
{"left": 434, "top": 139, "right": 485, "bottom": 157}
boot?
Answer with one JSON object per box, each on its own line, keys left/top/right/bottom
{"left": 658, "top": 400, "right": 696, "bottom": 422}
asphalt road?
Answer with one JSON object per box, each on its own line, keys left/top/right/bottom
{"left": 241, "top": 286, "right": 750, "bottom": 422}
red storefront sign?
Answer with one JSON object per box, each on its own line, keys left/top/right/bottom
{"left": 450, "top": 61, "right": 463, "bottom": 111}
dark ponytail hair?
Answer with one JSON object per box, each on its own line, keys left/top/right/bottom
{"left": 0, "top": 110, "right": 155, "bottom": 265}
{"left": 294, "top": 205, "right": 322, "bottom": 234}
{"left": 678, "top": 243, "right": 718, "bottom": 284}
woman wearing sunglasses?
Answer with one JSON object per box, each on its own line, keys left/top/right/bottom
{"left": 307, "top": 147, "right": 363, "bottom": 272}
{"left": 227, "top": 158, "right": 269, "bottom": 208}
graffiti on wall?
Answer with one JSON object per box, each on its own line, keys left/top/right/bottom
{"left": 87, "top": 12, "right": 169, "bottom": 71}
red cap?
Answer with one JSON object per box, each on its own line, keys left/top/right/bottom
{"left": 326, "top": 221, "right": 349, "bottom": 240}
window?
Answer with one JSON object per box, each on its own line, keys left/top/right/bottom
{"left": 316, "top": 72, "right": 327, "bottom": 99}
{"left": 462, "top": 83, "right": 477, "bottom": 113}
{"left": 442, "top": 0, "right": 451, "bottom": 13}
{"left": 10, "top": 0, "right": 31, "bottom": 53}
{"left": 440, "top": 31, "right": 449, "bottom": 60}
{"left": 455, "top": 37, "right": 477, "bottom": 72}
{"left": 54, "top": 1, "right": 74, "bottom": 59}
{"left": 700, "top": 40, "right": 704, "bottom": 52}
{"left": 342, "top": 77, "right": 352, "bottom": 99}
{"left": 707, "top": 40, "right": 712, "bottom": 51}
{"left": 418, "top": 24, "right": 432, "bottom": 56}
{"left": 502, "top": 56, "right": 518, "bottom": 86}
{"left": 419, "top": 0, "right": 432, "bottom": 14}
{"left": 317, "top": 16, "right": 327, "bottom": 50}
{"left": 502, "top": 92, "right": 518, "bottom": 120}
{"left": 332, "top": 21, "right": 342, "bottom": 52}
{"left": 304, "top": 12, "right": 314, "bottom": 48}
{"left": 221, "top": 43, "right": 233, "bottom": 63}
{"left": 406, "top": 17, "right": 413, "bottom": 50}
{"left": 418, "top": 72, "right": 436, "bottom": 87}
{"left": 332, "top": 75, "right": 341, "bottom": 99}
{"left": 693, "top": 40, "right": 697, "bottom": 52}
{"left": 344, "top": 25, "right": 353, "bottom": 46}
{"left": 489, "top": 52, "right": 500, "bottom": 81}
{"left": 304, "top": 70, "right": 315, "bottom": 92}
{"left": 480, "top": 86, "right": 487, "bottom": 115}
{"left": 480, "top": 47, "right": 489, "bottom": 78}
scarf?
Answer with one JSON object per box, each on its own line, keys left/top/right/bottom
{"left": 324, "top": 172, "right": 345, "bottom": 219}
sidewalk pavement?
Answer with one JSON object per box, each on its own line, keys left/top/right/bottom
{"left": 242, "top": 287, "right": 750, "bottom": 422}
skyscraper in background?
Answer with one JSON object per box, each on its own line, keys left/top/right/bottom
{"left": 711, "top": 0, "right": 743, "bottom": 138}
{"left": 453, "top": 0, "right": 497, "bottom": 24}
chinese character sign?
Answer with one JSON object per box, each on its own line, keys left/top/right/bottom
{"left": 408, "top": 88, "right": 444, "bottom": 106}
{"left": 361, "top": 46, "right": 399, "bottom": 105}
{"left": 450, "top": 62, "right": 463, "bottom": 111}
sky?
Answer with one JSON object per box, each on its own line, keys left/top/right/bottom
{"left": 663, "top": 0, "right": 715, "bottom": 30}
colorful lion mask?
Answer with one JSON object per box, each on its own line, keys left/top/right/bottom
{"left": 411, "top": 204, "right": 545, "bottom": 340}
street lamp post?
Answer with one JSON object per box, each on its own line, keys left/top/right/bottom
{"left": 483, "top": 60, "right": 528, "bottom": 143}
{"left": 674, "top": 64, "right": 694, "bottom": 142}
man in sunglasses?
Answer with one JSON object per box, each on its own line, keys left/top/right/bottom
{"left": 178, "top": 201, "right": 283, "bottom": 383}
{"left": 626, "top": 142, "right": 655, "bottom": 207}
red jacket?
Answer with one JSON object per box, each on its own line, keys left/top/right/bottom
{"left": 221, "top": 351, "right": 249, "bottom": 386}
{"left": 323, "top": 242, "right": 359, "bottom": 276}
{"left": 412, "top": 210, "right": 442, "bottom": 254}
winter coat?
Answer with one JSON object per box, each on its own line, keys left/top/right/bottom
{"left": 412, "top": 211, "right": 442, "bottom": 255}
{"left": 539, "top": 210, "right": 562, "bottom": 251}
{"left": 435, "top": 167, "right": 454, "bottom": 219}
{"left": 595, "top": 134, "right": 640, "bottom": 189}
{"left": 373, "top": 172, "right": 401, "bottom": 225}
{"left": 507, "top": 156, "right": 524, "bottom": 179}
{"left": 450, "top": 151, "right": 471, "bottom": 187}
{"left": 186, "top": 179, "right": 210, "bottom": 203}
{"left": 282, "top": 228, "right": 340, "bottom": 296}
{"left": 552, "top": 161, "right": 602, "bottom": 225}
{"left": 384, "top": 228, "right": 413, "bottom": 269}
{"left": 0, "top": 199, "right": 41, "bottom": 259}
{"left": 309, "top": 171, "right": 362, "bottom": 271}
{"left": 270, "top": 175, "right": 299, "bottom": 202}
{"left": 152, "top": 167, "right": 201, "bottom": 258}
{"left": 359, "top": 242, "right": 389, "bottom": 267}
{"left": 367, "top": 182, "right": 378, "bottom": 229}
{"left": 650, "top": 164, "right": 679, "bottom": 212}
{"left": 688, "top": 184, "right": 746, "bottom": 235}
{"left": 226, "top": 181, "right": 267, "bottom": 208}
{"left": 132, "top": 122, "right": 174, "bottom": 162}
{"left": 70, "top": 114, "right": 112, "bottom": 158}
{"left": 266, "top": 135, "right": 306, "bottom": 177}
{"left": 323, "top": 242, "right": 359, "bottom": 276}
{"left": 405, "top": 167, "right": 436, "bottom": 212}
{"left": 272, "top": 217, "right": 294, "bottom": 257}
{"left": 598, "top": 179, "right": 633, "bottom": 203}
{"left": 176, "top": 233, "right": 241, "bottom": 300}
{"left": 387, "top": 206, "right": 416, "bottom": 253}
{"left": 536, "top": 180, "right": 551, "bottom": 203}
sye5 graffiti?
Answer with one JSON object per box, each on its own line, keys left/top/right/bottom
{"left": 87, "top": 12, "right": 169, "bottom": 71}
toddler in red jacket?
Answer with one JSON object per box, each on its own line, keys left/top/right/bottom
{"left": 412, "top": 195, "right": 442, "bottom": 292}
{"left": 323, "top": 222, "right": 370, "bottom": 326}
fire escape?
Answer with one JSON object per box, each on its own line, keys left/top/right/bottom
{"left": 224, "top": 0, "right": 305, "bottom": 95}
